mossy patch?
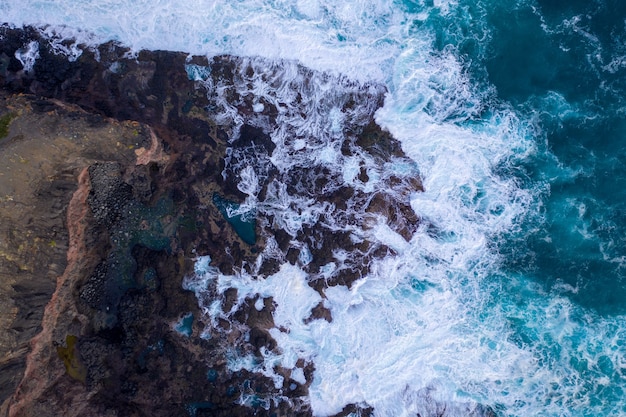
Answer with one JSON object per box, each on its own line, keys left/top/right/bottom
{"left": 0, "top": 112, "right": 16, "bottom": 140}
{"left": 56, "top": 334, "right": 87, "bottom": 384}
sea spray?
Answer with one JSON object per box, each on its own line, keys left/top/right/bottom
{"left": 179, "top": 51, "right": 540, "bottom": 416}
{"left": 1, "top": 0, "right": 405, "bottom": 82}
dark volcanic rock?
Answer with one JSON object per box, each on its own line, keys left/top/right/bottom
{"left": 87, "top": 162, "right": 135, "bottom": 228}
{"left": 0, "top": 25, "right": 434, "bottom": 417}
{"left": 0, "top": 28, "right": 298, "bottom": 417}
{"left": 0, "top": 26, "right": 208, "bottom": 129}
{"left": 0, "top": 108, "right": 266, "bottom": 417}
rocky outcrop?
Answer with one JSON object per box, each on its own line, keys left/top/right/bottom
{"left": 0, "top": 92, "right": 281, "bottom": 417}
{"left": 0, "top": 93, "right": 147, "bottom": 409}
{"left": 9, "top": 166, "right": 93, "bottom": 417}
{"left": 0, "top": 25, "right": 432, "bottom": 417}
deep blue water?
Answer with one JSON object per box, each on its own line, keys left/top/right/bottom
{"left": 418, "top": 0, "right": 626, "bottom": 314}
{"left": 412, "top": 1, "right": 626, "bottom": 413}
{"left": 486, "top": 0, "right": 626, "bottom": 314}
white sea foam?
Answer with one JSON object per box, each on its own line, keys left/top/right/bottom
{"left": 14, "top": 40, "right": 39, "bottom": 73}
{"left": 2, "top": 0, "right": 406, "bottom": 82}
{"left": 178, "top": 33, "right": 545, "bottom": 415}
{"left": 179, "top": 10, "right": 625, "bottom": 415}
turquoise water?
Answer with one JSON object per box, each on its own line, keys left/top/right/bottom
{"left": 5, "top": 0, "right": 626, "bottom": 415}
{"left": 476, "top": 0, "right": 626, "bottom": 315}
{"left": 212, "top": 193, "right": 257, "bottom": 245}
{"left": 420, "top": 1, "right": 626, "bottom": 412}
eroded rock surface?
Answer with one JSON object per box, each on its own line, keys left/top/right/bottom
{"left": 0, "top": 93, "right": 144, "bottom": 407}
{"left": 0, "top": 25, "right": 439, "bottom": 417}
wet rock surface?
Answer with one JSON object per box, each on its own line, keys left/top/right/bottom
{"left": 0, "top": 25, "right": 493, "bottom": 417}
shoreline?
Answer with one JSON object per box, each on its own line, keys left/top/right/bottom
{"left": 0, "top": 24, "right": 485, "bottom": 417}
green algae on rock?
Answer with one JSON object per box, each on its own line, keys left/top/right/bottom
{"left": 0, "top": 112, "right": 15, "bottom": 140}
{"left": 55, "top": 335, "right": 86, "bottom": 384}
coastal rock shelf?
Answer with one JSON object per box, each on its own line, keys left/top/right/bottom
{"left": 0, "top": 25, "right": 485, "bottom": 417}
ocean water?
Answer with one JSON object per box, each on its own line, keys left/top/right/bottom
{"left": 4, "top": 0, "right": 626, "bottom": 415}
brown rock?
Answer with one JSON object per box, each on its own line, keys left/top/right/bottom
{"left": 0, "top": 93, "right": 146, "bottom": 410}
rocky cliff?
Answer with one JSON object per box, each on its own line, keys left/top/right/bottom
{"left": 0, "top": 25, "right": 425, "bottom": 417}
